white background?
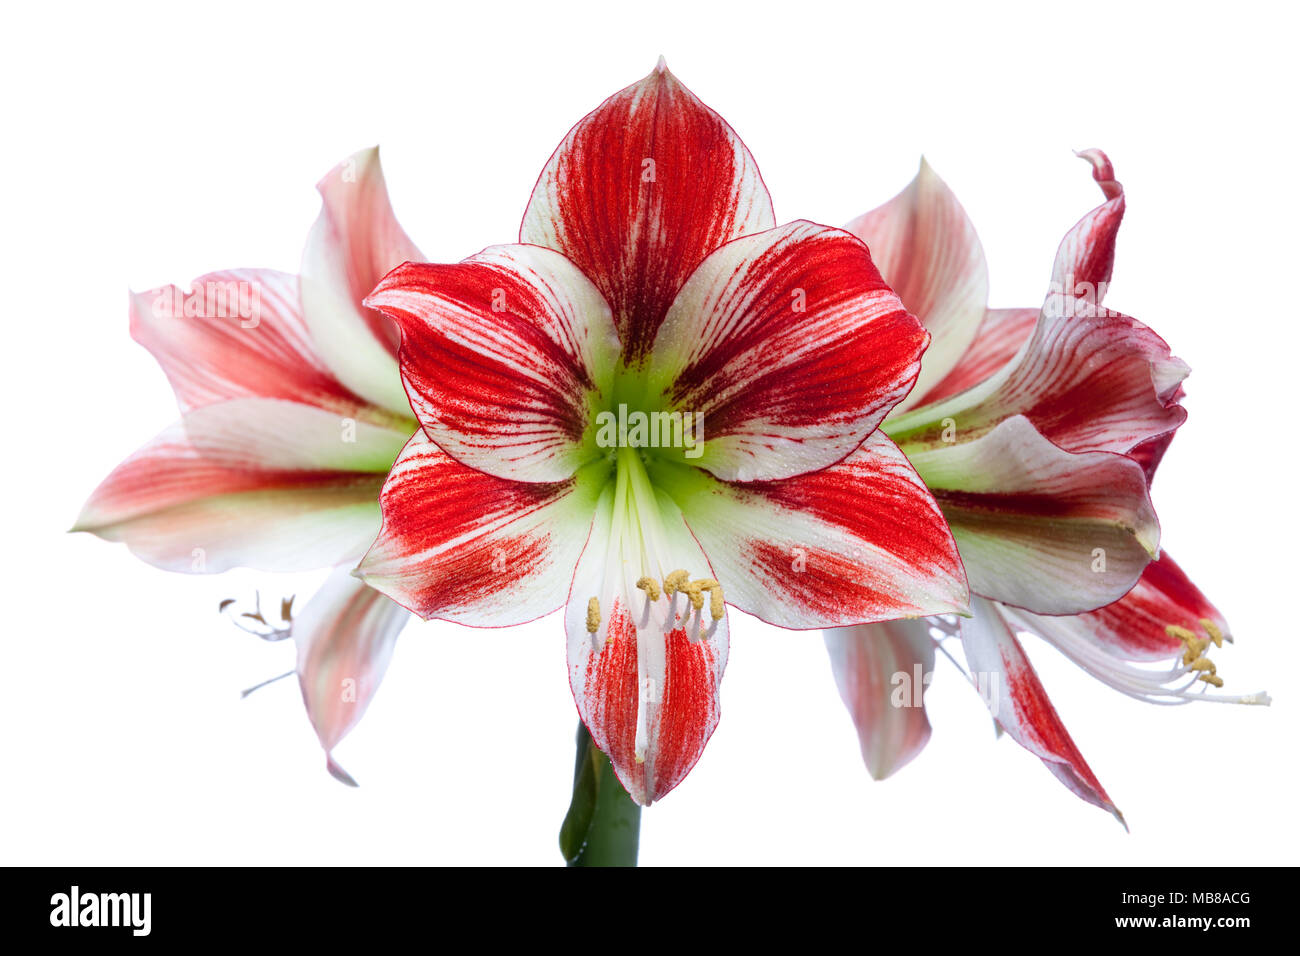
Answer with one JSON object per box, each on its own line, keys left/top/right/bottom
{"left": 3, "top": 0, "right": 1297, "bottom": 865}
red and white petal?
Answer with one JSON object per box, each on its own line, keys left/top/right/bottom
{"left": 911, "top": 307, "right": 1038, "bottom": 408}
{"left": 824, "top": 619, "right": 936, "bottom": 780}
{"left": 1016, "top": 551, "right": 1231, "bottom": 663}
{"left": 355, "top": 429, "right": 603, "bottom": 624}
{"left": 961, "top": 597, "right": 1124, "bottom": 824}
{"left": 294, "top": 568, "right": 410, "bottom": 786}
{"left": 887, "top": 297, "right": 1188, "bottom": 458}
{"left": 301, "top": 147, "right": 423, "bottom": 417}
{"left": 131, "top": 270, "right": 364, "bottom": 416}
{"left": 566, "top": 481, "right": 728, "bottom": 806}
{"left": 1129, "top": 429, "right": 1177, "bottom": 485}
{"left": 1050, "top": 149, "right": 1125, "bottom": 301}
{"left": 73, "top": 422, "right": 385, "bottom": 573}
{"left": 651, "top": 431, "right": 968, "bottom": 628}
{"left": 364, "top": 246, "right": 620, "bottom": 483}
{"left": 180, "top": 398, "right": 411, "bottom": 474}
{"left": 1000, "top": 553, "right": 1265, "bottom": 706}
{"left": 846, "top": 159, "right": 989, "bottom": 413}
{"left": 644, "top": 221, "right": 928, "bottom": 482}
{"left": 907, "top": 415, "right": 1159, "bottom": 615}
{"left": 521, "top": 59, "right": 775, "bottom": 363}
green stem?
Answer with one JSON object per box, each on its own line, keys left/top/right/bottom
{"left": 559, "top": 722, "right": 641, "bottom": 866}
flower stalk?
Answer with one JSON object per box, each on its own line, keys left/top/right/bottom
{"left": 559, "top": 722, "right": 641, "bottom": 867}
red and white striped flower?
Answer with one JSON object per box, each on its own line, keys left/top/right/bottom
{"left": 355, "top": 60, "right": 968, "bottom": 805}
{"left": 75, "top": 148, "right": 421, "bottom": 784}
{"left": 826, "top": 151, "right": 1267, "bottom": 822}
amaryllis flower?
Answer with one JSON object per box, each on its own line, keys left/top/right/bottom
{"left": 355, "top": 60, "right": 968, "bottom": 805}
{"left": 825, "top": 151, "right": 1266, "bottom": 821}
{"left": 74, "top": 148, "right": 421, "bottom": 784}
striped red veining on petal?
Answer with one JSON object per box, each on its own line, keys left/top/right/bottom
{"left": 744, "top": 448, "right": 961, "bottom": 582}
{"left": 581, "top": 603, "right": 720, "bottom": 804}
{"left": 1000, "top": 650, "right": 1119, "bottom": 817}
{"left": 666, "top": 226, "right": 926, "bottom": 441}
{"left": 376, "top": 260, "right": 596, "bottom": 448}
{"left": 583, "top": 601, "right": 641, "bottom": 786}
{"left": 649, "top": 626, "right": 720, "bottom": 800}
{"left": 1080, "top": 551, "right": 1230, "bottom": 660}
{"left": 131, "top": 270, "right": 368, "bottom": 416}
{"left": 522, "top": 64, "right": 774, "bottom": 363}
{"left": 748, "top": 541, "right": 909, "bottom": 622}
{"left": 358, "top": 432, "right": 585, "bottom": 622}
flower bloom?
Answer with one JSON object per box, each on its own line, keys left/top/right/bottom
{"left": 825, "top": 151, "right": 1266, "bottom": 821}
{"left": 356, "top": 60, "right": 968, "bottom": 804}
{"left": 75, "top": 148, "right": 422, "bottom": 784}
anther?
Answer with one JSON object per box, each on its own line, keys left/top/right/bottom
{"left": 1200, "top": 618, "right": 1225, "bottom": 648}
{"left": 687, "top": 577, "right": 724, "bottom": 621}
{"left": 663, "top": 569, "right": 690, "bottom": 596}
{"left": 1169, "top": 620, "right": 1231, "bottom": 689}
{"left": 586, "top": 597, "right": 601, "bottom": 634}
{"left": 636, "top": 576, "right": 662, "bottom": 601}
{"left": 682, "top": 582, "right": 706, "bottom": 611}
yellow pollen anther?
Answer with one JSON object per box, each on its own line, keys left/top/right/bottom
{"left": 682, "top": 583, "right": 706, "bottom": 611}
{"left": 1168, "top": 619, "right": 1229, "bottom": 690}
{"left": 663, "top": 569, "right": 690, "bottom": 596}
{"left": 685, "top": 578, "right": 724, "bottom": 621}
{"left": 636, "top": 576, "right": 662, "bottom": 601}
{"left": 1200, "top": 618, "right": 1225, "bottom": 648}
{"left": 586, "top": 597, "right": 601, "bottom": 634}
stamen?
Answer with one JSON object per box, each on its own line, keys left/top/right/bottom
{"left": 663, "top": 569, "right": 690, "bottom": 596}
{"left": 636, "top": 576, "right": 662, "bottom": 601}
{"left": 240, "top": 669, "right": 295, "bottom": 698}
{"left": 1164, "top": 618, "right": 1253, "bottom": 697}
{"left": 1005, "top": 607, "right": 1268, "bottom": 707}
{"left": 682, "top": 577, "right": 724, "bottom": 621}
{"left": 221, "top": 590, "right": 294, "bottom": 641}
{"left": 586, "top": 597, "right": 601, "bottom": 634}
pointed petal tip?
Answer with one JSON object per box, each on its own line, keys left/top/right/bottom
{"left": 654, "top": 54, "right": 668, "bottom": 74}
{"left": 327, "top": 755, "right": 360, "bottom": 787}
{"left": 867, "top": 761, "right": 903, "bottom": 783}
{"left": 1073, "top": 148, "right": 1121, "bottom": 199}
{"left": 316, "top": 145, "right": 381, "bottom": 193}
